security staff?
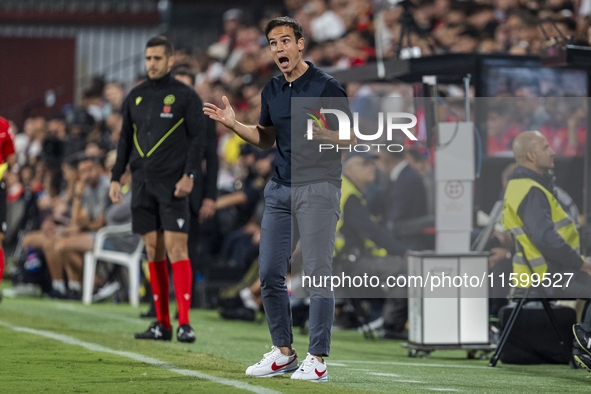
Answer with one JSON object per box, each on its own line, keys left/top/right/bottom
{"left": 110, "top": 36, "right": 205, "bottom": 343}
{"left": 502, "top": 131, "right": 591, "bottom": 368}
{"left": 335, "top": 151, "right": 408, "bottom": 260}
{"left": 336, "top": 151, "right": 408, "bottom": 338}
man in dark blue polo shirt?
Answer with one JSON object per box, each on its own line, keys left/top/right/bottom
{"left": 204, "top": 16, "right": 353, "bottom": 382}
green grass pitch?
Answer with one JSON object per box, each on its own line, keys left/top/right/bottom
{"left": 1, "top": 287, "right": 590, "bottom": 393}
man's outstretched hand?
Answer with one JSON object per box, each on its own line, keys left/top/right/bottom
{"left": 203, "top": 95, "right": 236, "bottom": 130}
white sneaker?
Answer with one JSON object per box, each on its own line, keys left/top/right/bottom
{"left": 290, "top": 353, "right": 328, "bottom": 382}
{"left": 245, "top": 346, "right": 299, "bottom": 377}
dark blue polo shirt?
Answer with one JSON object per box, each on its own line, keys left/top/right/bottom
{"left": 259, "top": 61, "right": 351, "bottom": 187}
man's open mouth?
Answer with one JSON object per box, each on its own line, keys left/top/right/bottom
{"left": 278, "top": 56, "right": 289, "bottom": 68}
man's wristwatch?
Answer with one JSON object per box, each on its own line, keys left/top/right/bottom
{"left": 186, "top": 173, "right": 195, "bottom": 179}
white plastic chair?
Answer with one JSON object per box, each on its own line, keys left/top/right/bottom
{"left": 82, "top": 223, "right": 144, "bottom": 307}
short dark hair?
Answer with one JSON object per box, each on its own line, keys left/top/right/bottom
{"left": 264, "top": 17, "right": 304, "bottom": 42}
{"left": 146, "top": 36, "right": 174, "bottom": 56}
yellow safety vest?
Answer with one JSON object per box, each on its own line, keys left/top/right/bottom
{"left": 502, "top": 177, "right": 581, "bottom": 287}
{"left": 335, "top": 176, "right": 387, "bottom": 258}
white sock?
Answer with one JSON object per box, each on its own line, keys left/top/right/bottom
{"left": 52, "top": 280, "right": 66, "bottom": 294}
{"left": 240, "top": 287, "right": 259, "bottom": 311}
{"left": 69, "top": 281, "right": 81, "bottom": 292}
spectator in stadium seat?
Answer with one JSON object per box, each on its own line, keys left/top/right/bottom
{"left": 564, "top": 104, "right": 587, "bottom": 157}
{"left": 450, "top": 25, "right": 481, "bottom": 53}
{"left": 103, "top": 82, "right": 125, "bottom": 117}
{"left": 335, "top": 30, "right": 375, "bottom": 67}
{"left": 376, "top": 145, "right": 428, "bottom": 251}
{"left": 539, "top": 95, "right": 571, "bottom": 156}
{"left": 105, "top": 113, "right": 123, "bottom": 150}
{"left": 309, "top": 0, "right": 346, "bottom": 42}
{"left": 467, "top": 4, "right": 497, "bottom": 33}
{"left": 487, "top": 101, "right": 521, "bottom": 156}
{"left": 47, "top": 113, "right": 67, "bottom": 141}
{"left": 515, "top": 83, "right": 548, "bottom": 132}
{"left": 215, "top": 148, "right": 274, "bottom": 229}
{"left": 22, "top": 159, "right": 78, "bottom": 298}
{"left": 208, "top": 9, "right": 243, "bottom": 62}
{"left": 406, "top": 147, "right": 435, "bottom": 215}
{"left": 64, "top": 109, "right": 94, "bottom": 158}
{"left": 53, "top": 156, "right": 111, "bottom": 299}
{"left": 22, "top": 116, "right": 46, "bottom": 166}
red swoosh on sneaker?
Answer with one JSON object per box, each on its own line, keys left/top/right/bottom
{"left": 315, "top": 368, "right": 326, "bottom": 377}
{"left": 271, "top": 359, "right": 293, "bottom": 371}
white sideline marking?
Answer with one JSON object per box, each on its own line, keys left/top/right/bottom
{"left": 326, "top": 362, "right": 348, "bottom": 366}
{"left": 428, "top": 389, "right": 458, "bottom": 392}
{"left": 0, "top": 321, "right": 280, "bottom": 394}
{"left": 395, "top": 380, "right": 423, "bottom": 383}
{"left": 330, "top": 360, "right": 492, "bottom": 370}
{"left": 368, "top": 372, "right": 400, "bottom": 377}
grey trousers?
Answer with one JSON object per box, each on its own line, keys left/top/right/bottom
{"left": 259, "top": 180, "right": 341, "bottom": 356}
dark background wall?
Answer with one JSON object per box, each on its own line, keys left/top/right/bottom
{"left": 0, "top": 37, "right": 75, "bottom": 126}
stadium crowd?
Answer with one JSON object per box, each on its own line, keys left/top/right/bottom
{"left": 2, "top": 0, "right": 590, "bottom": 335}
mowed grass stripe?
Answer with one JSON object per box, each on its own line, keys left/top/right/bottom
{"left": 0, "top": 326, "right": 244, "bottom": 393}
{"left": 0, "top": 304, "right": 372, "bottom": 394}
{"left": 0, "top": 321, "right": 281, "bottom": 394}
{"left": 3, "top": 296, "right": 591, "bottom": 393}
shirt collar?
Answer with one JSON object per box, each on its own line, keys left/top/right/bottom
{"left": 513, "top": 165, "right": 555, "bottom": 192}
{"left": 389, "top": 160, "right": 408, "bottom": 182}
{"left": 149, "top": 72, "right": 172, "bottom": 89}
{"left": 279, "top": 61, "right": 315, "bottom": 93}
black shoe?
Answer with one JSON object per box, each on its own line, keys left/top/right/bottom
{"left": 575, "top": 354, "right": 591, "bottom": 372}
{"left": 49, "top": 289, "right": 68, "bottom": 299}
{"left": 67, "top": 289, "right": 82, "bottom": 300}
{"left": 140, "top": 303, "right": 157, "bottom": 319}
{"left": 135, "top": 321, "right": 172, "bottom": 340}
{"left": 573, "top": 324, "right": 591, "bottom": 356}
{"left": 177, "top": 324, "right": 195, "bottom": 343}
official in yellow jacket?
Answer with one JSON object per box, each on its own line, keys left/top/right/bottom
{"left": 502, "top": 131, "right": 591, "bottom": 361}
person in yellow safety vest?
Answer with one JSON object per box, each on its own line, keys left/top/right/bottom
{"left": 336, "top": 151, "right": 409, "bottom": 260}
{"left": 502, "top": 131, "right": 591, "bottom": 365}
{"left": 336, "top": 151, "right": 409, "bottom": 339}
